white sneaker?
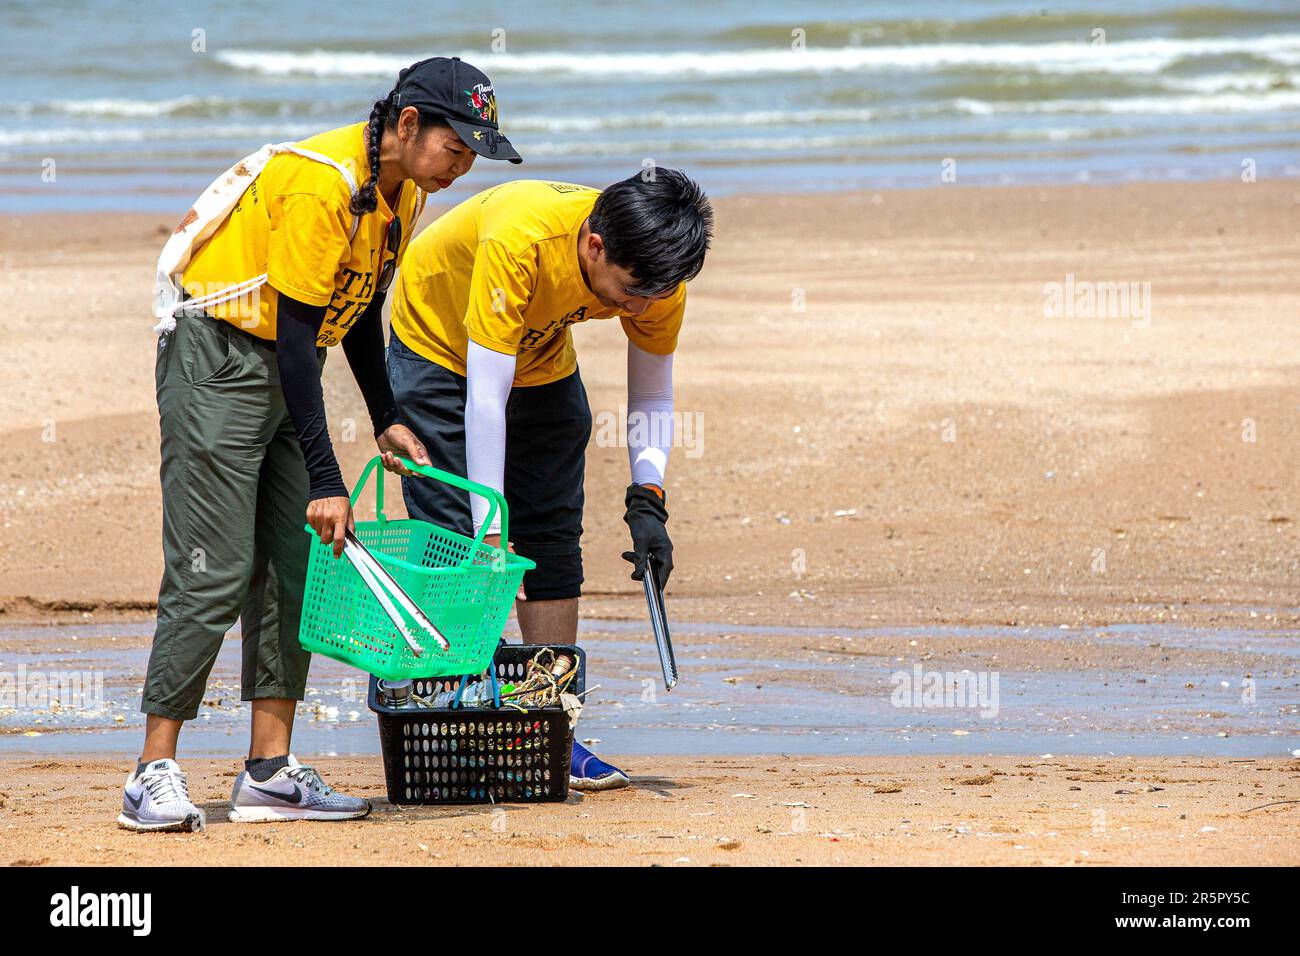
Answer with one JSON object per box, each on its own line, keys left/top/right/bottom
{"left": 118, "top": 758, "right": 206, "bottom": 832}
{"left": 228, "top": 755, "right": 371, "bottom": 823}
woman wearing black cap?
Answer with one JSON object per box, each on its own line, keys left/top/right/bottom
{"left": 123, "top": 57, "right": 522, "bottom": 832}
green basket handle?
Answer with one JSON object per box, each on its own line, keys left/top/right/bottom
{"left": 351, "top": 455, "right": 508, "bottom": 565}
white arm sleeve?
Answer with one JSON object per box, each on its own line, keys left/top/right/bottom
{"left": 626, "top": 340, "right": 674, "bottom": 488}
{"left": 465, "top": 339, "right": 516, "bottom": 536}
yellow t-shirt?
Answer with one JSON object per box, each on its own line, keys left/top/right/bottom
{"left": 390, "top": 180, "right": 685, "bottom": 386}
{"left": 183, "top": 122, "right": 425, "bottom": 346}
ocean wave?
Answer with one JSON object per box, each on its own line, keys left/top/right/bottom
{"left": 11, "top": 73, "right": 1291, "bottom": 133}
{"left": 507, "top": 108, "right": 880, "bottom": 133}
{"left": 4, "top": 86, "right": 1299, "bottom": 150}
{"left": 0, "top": 121, "right": 1106, "bottom": 154}
{"left": 497, "top": 89, "right": 1300, "bottom": 130}
{"left": 0, "top": 123, "right": 320, "bottom": 147}
{"left": 513, "top": 127, "right": 1108, "bottom": 157}
{"left": 716, "top": 6, "right": 1300, "bottom": 47}
{"left": 49, "top": 95, "right": 223, "bottom": 118}
{"left": 215, "top": 34, "right": 1300, "bottom": 79}
{"left": 1, "top": 96, "right": 226, "bottom": 119}
{"left": 0, "top": 95, "right": 337, "bottom": 120}
{"left": 954, "top": 87, "right": 1300, "bottom": 115}
{"left": 7, "top": 116, "right": 1298, "bottom": 164}
{"left": 1162, "top": 70, "right": 1296, "bottom": 93}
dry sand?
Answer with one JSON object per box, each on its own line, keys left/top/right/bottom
{"left": 1, "top": 180, "right": 1299, "bottom": 865}
{"left": 2, "top": 180, "right": 1299, "bottom": 629}
{"left": 2, "top": 755, "right": 1296, "bottom": 867}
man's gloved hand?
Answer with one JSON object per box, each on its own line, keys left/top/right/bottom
{"left": 622, "top": 483, "right": 673, "bottom": 585}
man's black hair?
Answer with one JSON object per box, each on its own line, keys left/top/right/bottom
{"left": 587, "top": 168, "right": 713, "bottom": 297}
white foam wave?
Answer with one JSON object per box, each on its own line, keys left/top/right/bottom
{"left": 49, "top": 95, "right": 222, "bottom": 117}
{"left": 0, "top": 123, "right": 319, "bottom": 147}
{"left": 507, "top": 107, "right": 878, "bottom": 132}
{"left": 215, "top": 34, "right": 1300, "bottom": 79}
{"left": 956, "top": 87, "right": 1300, "bottom": 116}
{"left": 1162, "top": 71, "right": 1296, "bottom": 94}
{"left": 0, "top": 121, "right": 1102, "bottom": 153}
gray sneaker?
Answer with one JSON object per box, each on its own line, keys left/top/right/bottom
{"left": 228, "top": 754, "right": 371, "bottom": 822}
{"left": 118, "top": 758, "right": 206, "bottom": 832}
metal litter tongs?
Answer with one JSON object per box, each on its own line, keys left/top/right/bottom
{"left": 342, "top": 529, "right": 450, "bottom": 656}
{"left": 643, "top": 551, "right": 677, "bottom": 690}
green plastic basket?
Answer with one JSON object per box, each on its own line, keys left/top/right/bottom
{"left": 298, "top": 456, "right": 534, "bottom": 680}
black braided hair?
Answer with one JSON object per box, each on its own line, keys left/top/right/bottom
{"left": 351, "top": 90, "right": 397, "bottom": 216}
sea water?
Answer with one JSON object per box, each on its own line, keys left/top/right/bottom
{"left": 2, "top": 0, "right": 1299, "bottom": 213}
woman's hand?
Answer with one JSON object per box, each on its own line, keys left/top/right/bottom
{"left": 377, "top": 423, "right": 430, "bottom": 476}
{"left": 307, "top": 496, "right": 354, "bottom": 558}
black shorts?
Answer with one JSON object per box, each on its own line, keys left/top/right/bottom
{"left": 386, "top": 332, "right": 592, "bottom": 601}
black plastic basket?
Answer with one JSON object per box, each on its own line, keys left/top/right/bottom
{"left": 368, "top": 643, "right": 585, "bottom": 805}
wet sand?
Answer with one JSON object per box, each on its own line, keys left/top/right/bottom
{"left": 2, "top": 618, "right": 1296, "bottom": 758}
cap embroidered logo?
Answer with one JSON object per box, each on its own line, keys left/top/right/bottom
{"left": 465, "top": 82, "right": 498, "bottom": 124}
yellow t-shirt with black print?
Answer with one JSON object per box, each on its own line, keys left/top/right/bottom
{"left": 183, "top": 122, "right": 425, "bottom": 346}
{"left": 390, "top": 180, "right": 685, "bottom": 387}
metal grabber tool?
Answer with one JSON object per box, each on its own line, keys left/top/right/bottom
{"left": 342, "top": 529, "right": 450, "bottom": 656}
{"left": 642, "top": 552, "right": 677, "bottom": 690}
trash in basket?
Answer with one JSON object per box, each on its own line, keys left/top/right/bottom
{"left": 369, "top": 644, "right": 587, "bottom": 804}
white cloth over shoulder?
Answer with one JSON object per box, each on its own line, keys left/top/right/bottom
{"left": 151, "top": 142, "right": 361, "bottom": 335}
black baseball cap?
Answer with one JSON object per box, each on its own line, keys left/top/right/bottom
{"left": 393, "top": 56, "right": 522, "bottom": 164}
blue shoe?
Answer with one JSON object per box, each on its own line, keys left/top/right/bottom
{"left": 570, "top": 741, "right": 630, "bottom": 791}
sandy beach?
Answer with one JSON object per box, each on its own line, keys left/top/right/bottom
{"left": 2, "top": 755, "right": 1297, "bottom": 867}
{"left": 3, "top": 180, "right": 1300, "bottom": 628}
{"left": 2, "top": 180, "right": 1299, "bottom": 865}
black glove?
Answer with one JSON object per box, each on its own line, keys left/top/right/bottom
{"left": 621, "top": 483, "right": 673, "bottom": 585}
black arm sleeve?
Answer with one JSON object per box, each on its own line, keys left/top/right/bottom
{"left": 341, "top": 292, "right": 401, "bottom": 437}
{"left": 276, "top": 293, "right": 348, "bottom": 501}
